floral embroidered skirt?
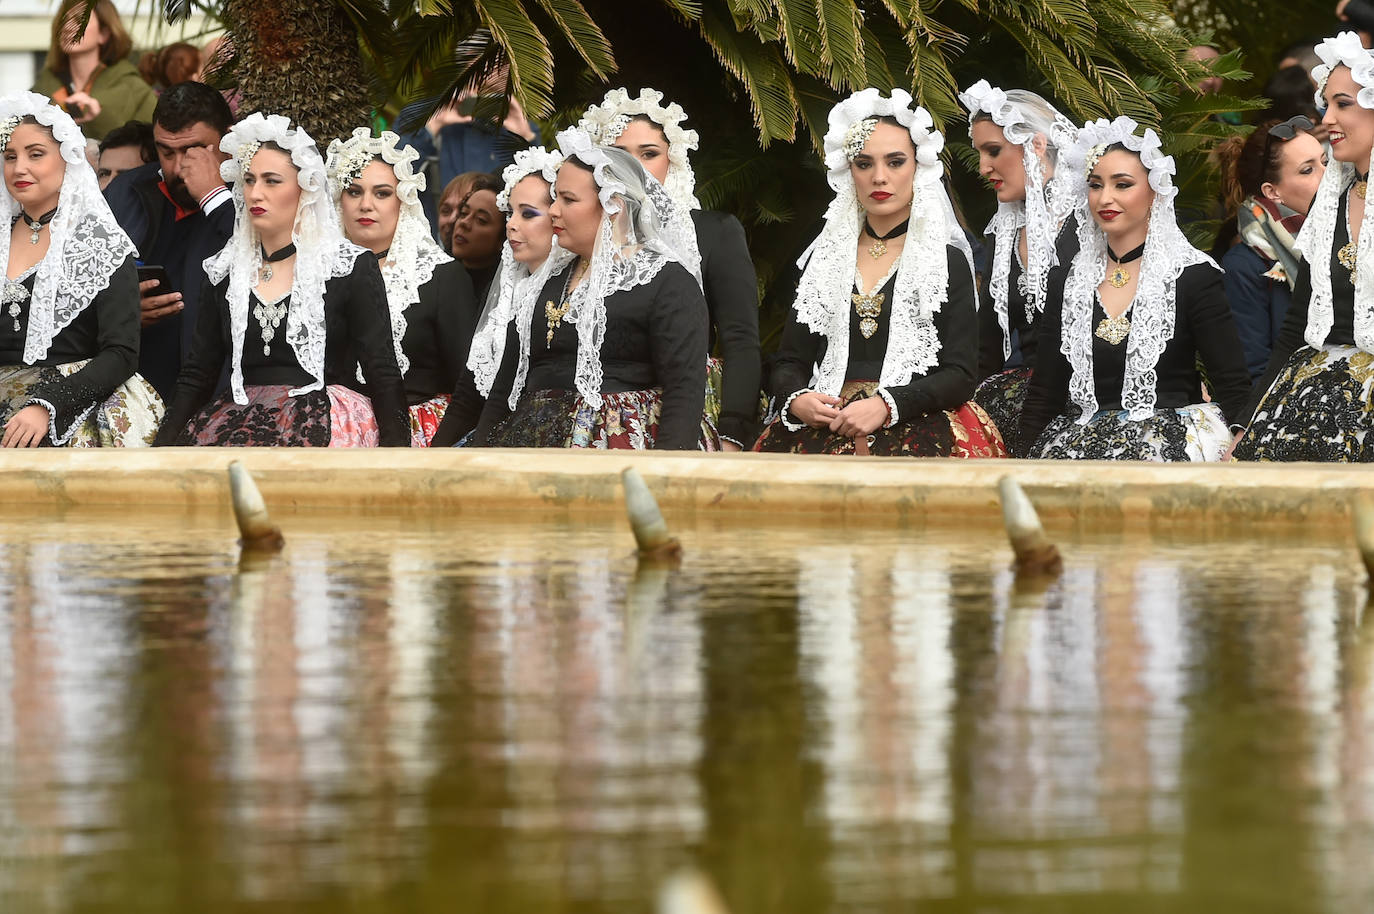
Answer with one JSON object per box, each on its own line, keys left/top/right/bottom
{"left": 752, "top": 380, "right": 1008, "bottom": 457}
{"left": 1234, "top": 344, "right": 1374, "bottom": 462}
{"left": 1030, "top": 402, "right": 1231, "bottom": 462}
{"left": 973, "top": 366, "right": 1031, "bottom": 457}
{"left": 486, "top": 387, "right": 663, "bottom": 449}
{"left": 0, "top": 362, "right": 163, "bottom": 447}
{"left": 175, "top": 384, "right": 380, "bottom": 447}
{"left": 408, "top": 393, "right": 452, "bottom": 448}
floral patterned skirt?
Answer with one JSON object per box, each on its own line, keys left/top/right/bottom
{"left": 176, "top": 384, "right": 380, "bottom": 447}
{"left": 752, "top": 380, "right": 1008, "bottom": 458}
{"left": 486, "top": 387, "right": 662, "bottom": 449}
{"left": 1030, "top": 402, "right": 1231, "bottom": 462}
{"left": 408, "top": 393, "right": 451, "bottom": 448}
{"left": 973, "top": 366, "right": 1031, "bottom": 457}
{"left": 0, "top": 362, "right": 163, "bottom": 447}
{"left": 1234, "top": 344, "right": 1374, "bottom": 462}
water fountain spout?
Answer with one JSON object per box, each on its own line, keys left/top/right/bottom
{"left": 621, "top": 467, "right": 682, "bottom": 563}
{"left": 229, "top": 461, "right": 285, "bottom": 552}
{"left": 998, "top": 475, "right": 1062, "bottom": 576}
{"left": 658, "top": 870, "right": 730, "bottom": 914}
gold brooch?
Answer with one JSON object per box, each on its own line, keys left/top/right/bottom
{"left": 852, "top": 290, "right": 884, "bottom": 339}
{"left": 868, "top": 239, "right": 887, "bottom": 259}
{"left": 1339, "top": 242, "right": 1359, "bottom": 285}
{"left": 1095, "top": 313, "right": 1131, "bottom": 345}
{"left": 1107, "top": 265, "right": 1130, "bottom": 288}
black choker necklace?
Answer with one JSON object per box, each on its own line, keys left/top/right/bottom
{"left": 862, "top": 218, "right": 909, "bottom": 259}
{"left": 17, "top": 207, "right": 57, "bottom": 246}
{"left": 1106, "top": 242, "right": 1145, "bottom": 288}
{"left": 259, "top": 243, "right": 296, "bottom": 282}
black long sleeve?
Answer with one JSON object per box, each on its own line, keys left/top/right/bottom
{"left": 976, "top": 258, "right": 1007, "bottom": 381}
{"left": 1018, "top": 272, "right": 1070, "bottom": 453}
{"left": 693, "top": 210, "right": 762, "bottom": 445}
{"left": 469, "top": 324, "right": 519, "bottom": 445}
{"left": 772, "top": 245, "right": 976, "bottom": 419}
{"left": 153, "top": 273, "right": 227, "bottom": 445}
{"left": 23, "top": 255, "right": 140, "bottom": 441}
{"left": 646, "top": 263, "right": 710, "bottom": 449}
{"left": 345, "top": 255, "right": 410, "bottom": 445}
{"left": 1186, "top": 266, "right": 1253, "bottom": 426}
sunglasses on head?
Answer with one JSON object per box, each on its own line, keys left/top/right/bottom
{"left": 1267, "top": 115, "right": 1314, "bottom": 140}
{"left": 1261, "top": 115, "right": 1315, "bottom": 172}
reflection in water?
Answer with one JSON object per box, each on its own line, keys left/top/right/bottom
{"left": 0, "top": 514, "right": 1373, "bottom": 912}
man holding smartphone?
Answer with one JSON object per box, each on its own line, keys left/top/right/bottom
{"left": 104, "top": 82, "right": 235, "bottom": 401}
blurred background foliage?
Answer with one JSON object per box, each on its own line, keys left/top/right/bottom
{"left": 108, "top": 0, "right": 1349, "bottom": 340}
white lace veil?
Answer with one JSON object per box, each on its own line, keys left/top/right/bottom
{"left": 499, "top": 126, "right": 682, "bottom": 408}
{"left": 0, "top": 92, "right": 136, "bottom": 364}
{"left": 1056, "top": 116, "right": 1216, "bottom": 422}
{"left": 326, "top": 128, "right": 451, "bottom": 380}
{"left": 959, "top": 81, "right": 1078, "bottom": 359}
{"left": 208, "top": 113, "right": 367, "bottom": 405}
{"left": 793, "top": 88, "right": 974, "bottom": 395}
{"left": 467, "top": 145, "right": 565, "bottom": 404}
{"left": 578, "top": 87, "right": 703, "bottom": 287}
{"left": 1299, "top": 31, "right": 1374, "bottom": 351}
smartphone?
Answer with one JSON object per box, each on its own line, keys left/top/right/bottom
{"left": 137, "top": 264, "right": 175, "bottom": 298}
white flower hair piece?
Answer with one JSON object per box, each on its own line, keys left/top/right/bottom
{"left": 325, "top": 128, "right": 426, "bottom": 206}
{"left": 1312, "top": 31, "right": 1374, "bottom": 109}
{"left": 821, "top": 87, "right": 945, "bottom": 191}
{"left": 579, "top": 87, "right": 701, "bottom": 209}
{"left": 219, "top": 112, "right": 328, "bottom": 195}
{"left": 556, "top": 125, "right": 628, "bottom": 215}
{"left": 1062, "top": 116, "right": 1176, "bottom": 206}
{"left": 0, "top": 92, "right": 137, "bottom": 393}
{"left": 841, "top": 117, "right": 879, "bottom": 161}
{"left": 958, "top": 80, "right": 1033, "bottom": 145}
{"left": 0, "top": 116, "right": 22, "bottom": 154}
{"left": 496, "top": 146, "right": 563, "bottom": 214}
{"left": 0, "top": 92, "right": 90, "bottom": 166}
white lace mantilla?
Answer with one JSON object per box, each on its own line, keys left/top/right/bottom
{"left": 792, "top": 88, "right": 973, "bottom": 395}
{"left": 0, "top": 92, "right": 136, "bottom": 363}
{"left": 209, "top": 113, "right": 366, "bottom": 403}
{"left": 960, "top": 80, "right": 1075, "bottom": 359}
{"left": 1059, "top": 121, "right": 1215, "bottom": 421}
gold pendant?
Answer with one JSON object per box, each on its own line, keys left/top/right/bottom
{"left": 1339, "top": 242, "right": 1359, "bottom": 285}
{"left": 868, "top": 239, "right": 886, "bottom": 259}
{"left": 1108, "top": 265, "right": 1130, "bottom": 288}
{"left": 1357, "top": 181, "right": 1368, "bottom": 200}
{"left": 545, "top": 298, "right": 571, "bottom": 346}
{"left": 852, "top": 290, "right": 884, "bottom": 339}
{"left": 1095, "top": 313, "right": 1131, "bottom": 345}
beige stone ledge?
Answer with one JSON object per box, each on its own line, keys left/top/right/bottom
{"left": 1, "top": 448, "right": 1371, "bottom": 531}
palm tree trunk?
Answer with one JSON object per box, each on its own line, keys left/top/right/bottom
{"left": 220, "top": 0, "right": 371, "bottom": 144}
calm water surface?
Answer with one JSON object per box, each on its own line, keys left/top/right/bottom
{"left": 0, "top": 509, "right": 1372, "bottom": 913}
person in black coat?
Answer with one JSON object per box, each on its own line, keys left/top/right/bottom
{"left": 752, "top": 89, "right": 1005, "bottom": 458}
{"left": 103, "top": 81, "right": 235, "bottom": 402}
{"left": 1020, "top": 118, "right": 1252, "bottom": 461}
{"left": 580, "top": 88, "right": 763, "bottom": 450}
{"left": 326, "top": 128, "right": 479, "bottom": 446}
{"left": 959, "top": 80, "right": 1081, "bottom": 456}
{"left": 471, "top": 131, "right": 708, "bottom": 451}
{"left": 0, "top": 93, "right": 162, "bottom": 447}
{"left": 154, "top": 113, "right": 408, "bottom": 447}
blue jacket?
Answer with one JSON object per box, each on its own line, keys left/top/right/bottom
{"left": 399, "top": 121, "right": 541, "bottom": 238}
{"left": 1221, "top": 243, "right": 1292, "bottom": 382}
